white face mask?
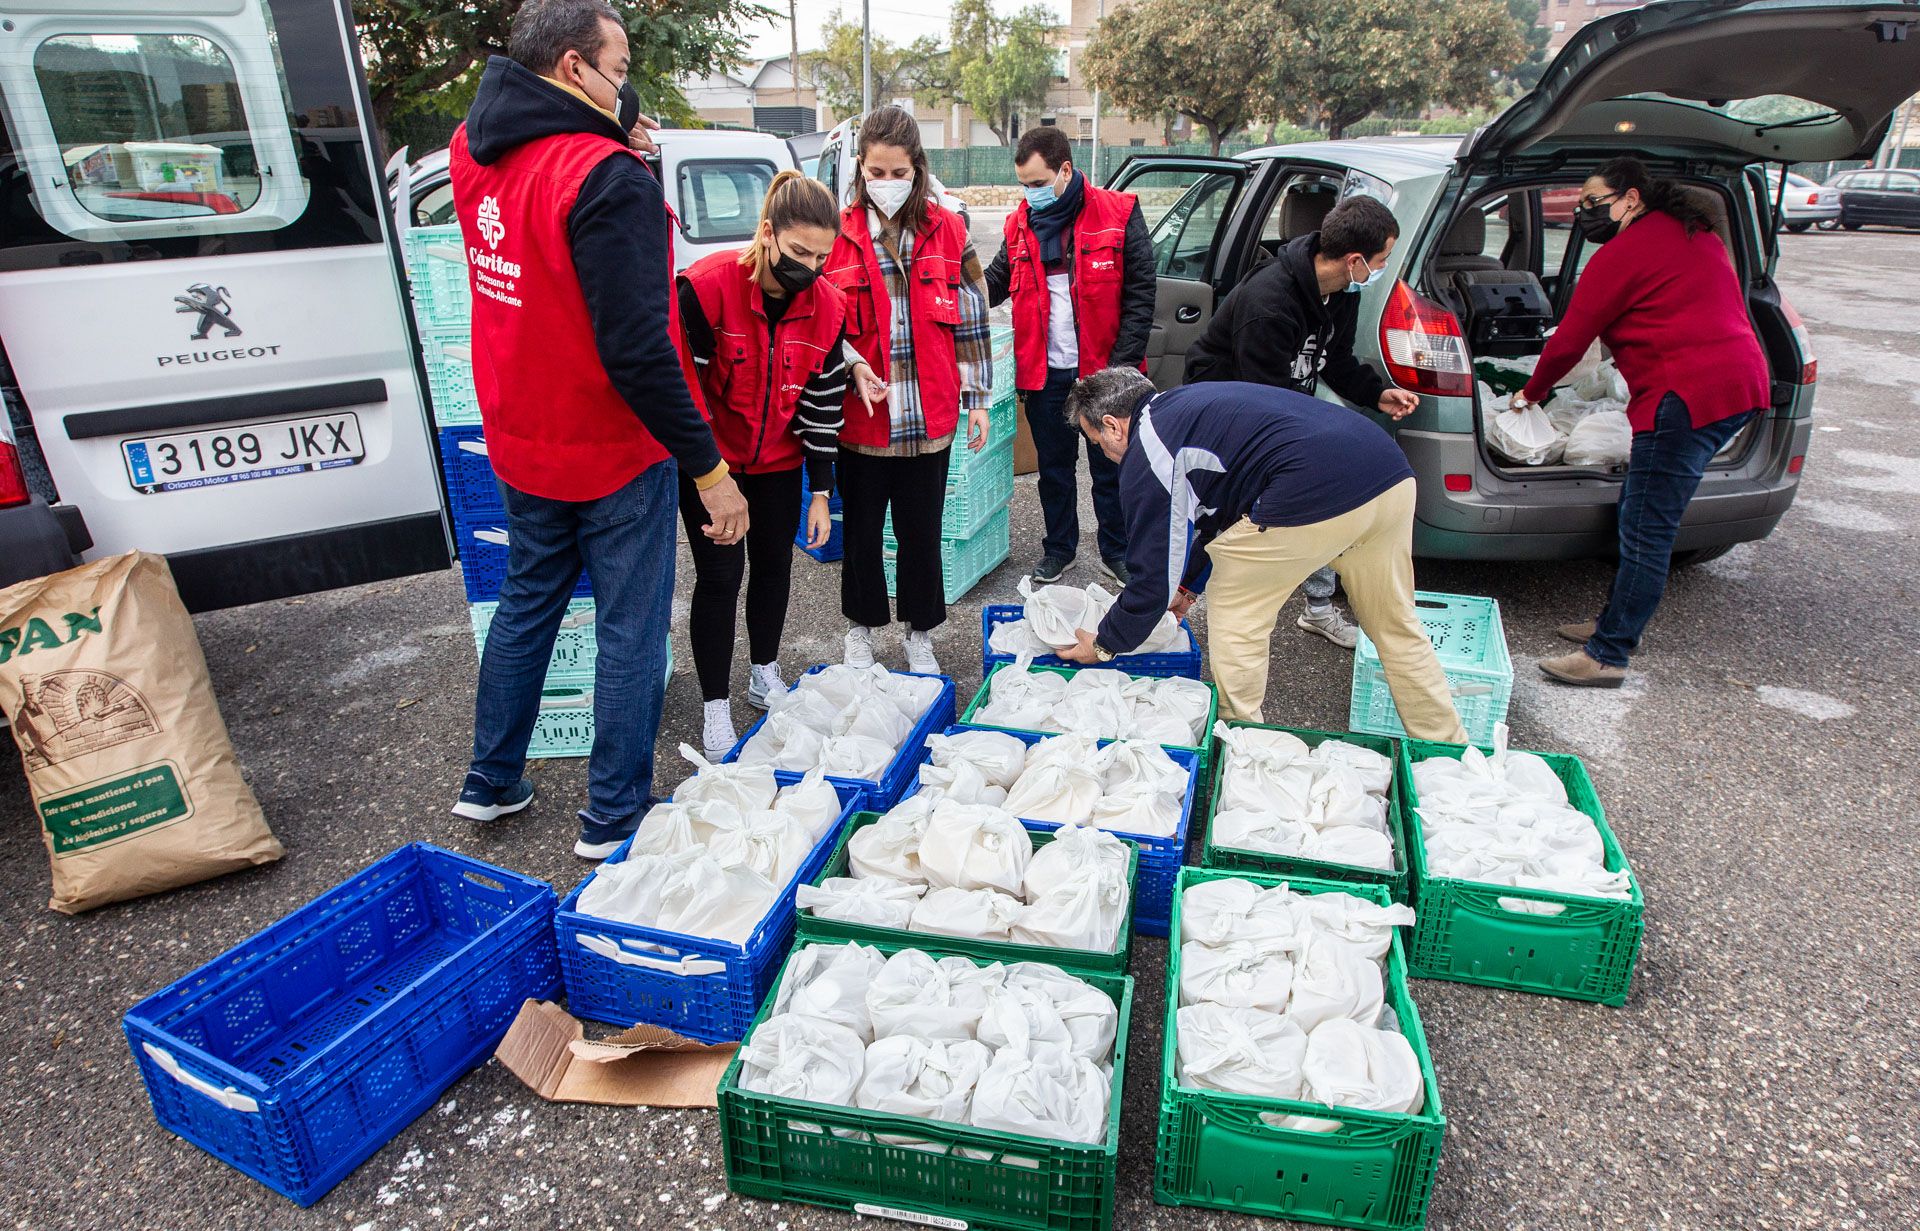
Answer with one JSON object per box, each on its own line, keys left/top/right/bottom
{"left": 866, "top": 177, "right": 914, "bottom": 219}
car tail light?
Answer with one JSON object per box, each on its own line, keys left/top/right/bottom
{"left": 1443, "top": 473, "right": 1473, "bottom": 493}
{"left": 1381, "top": 281, "right": 1472, "bottom": 397}
{"left": 0, "top": 414, "right": 30, "bottom": 509}
{"left": 1805, "top": 192, "right": 1821, "bottom": 205}
{"left": 1788, "top": 454, "right": 1805, "bottom": 475}
{"left": 1780, "top": 297, "right": 1817, "bottom": 384}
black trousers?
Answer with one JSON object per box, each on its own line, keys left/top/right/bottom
{"left": 676, "top": 466, "right": 802, "bottom": 702}
{"left": 838, "top": 445, "right": 951, "bottom": 633}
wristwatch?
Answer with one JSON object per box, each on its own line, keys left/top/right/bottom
{"left": 1092, "top": 640, "right": 1117, "bottom": 664}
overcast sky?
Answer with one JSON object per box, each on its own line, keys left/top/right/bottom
{"left": 745, "top": 0, "right": 1072, "bottom": 62}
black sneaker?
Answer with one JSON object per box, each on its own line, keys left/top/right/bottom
{"left": 1032, "top": 555, "right": 1072, "bottom": 584}
{"left": 575, "top": 808, "right": 642, "bottom": 860}
{"left": 450, "top": 772, "right": 534, "bottom": 822}
{"left": 1100, "top": 556, "right": 1132, "bottom": 586}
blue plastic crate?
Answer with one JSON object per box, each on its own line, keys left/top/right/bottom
{"left": 723, "top": 665, "right": 956, "bottom": 811}
{"left": 981, "top": 604, "right": 1203, "bottom": 680}
{"left": 456, "top": 520, "right": 592, "bottom": 603}
{"left": 1351, "top": 591, "right": 1512, "bottom": 747}
{"left": 122, "top": 845, "right": 559, "bottom": 1206}
{"left": 883, "top": 506, "right": 1010, "bottom": 604}
{"left": 439, "top": 425, "right": 501, "bottom": 522}
{"left": 903, "top": 724, "right": 1199, "bottom": 937}
{"left": 419, "top": 326, "right": 480, "bottom": 428}
{"left": 554, "top": 783, "right": 863, "bottom": 1042}
{"left": 403, "top": 225, "right": 472, "bottom": 331}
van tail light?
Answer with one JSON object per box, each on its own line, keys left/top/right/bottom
{"left": 1788, "top": 454, "right": 1805, "bottom": 475}
{"left": 1381, "top": 281, "right": 1473, "bottom": 398}
{"left": 1780, "top": 296, "right": 1817, "bottom": 384}
{"left": 0, "top": 415, "right": 30, "bottom": 509}
{"left": 1443, "top": 473, "right": 1473, "bottom": 493}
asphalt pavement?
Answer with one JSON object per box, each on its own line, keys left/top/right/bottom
{"left": 2, "top": 229, "right": 1916, "bottom": 1231}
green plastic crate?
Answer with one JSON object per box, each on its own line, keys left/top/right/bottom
{"left": 883, "top": 506, "right": 1009, "bottom": 603}
{"left": 1350, "top": 592, "right": 1511, "bottom": 747}
{"left": 1399, "top": 738, "right": 1644, "bottom": 1006}
{"left": 962, "top": 662, "right": 1220, "bottom": 783}
{"left": 402, "top": 224, "right": 471, "bottom": 331}
{"left": 886, "top": 432, "right": 1016, "bottom": 543}
{"left": 719, "top": 940, "right": 1133, "bottom": 1231}
{"left": 420, "top": 326, "right": 480, "bottom": 427}
{"left": 794, "top": 811, "right": 1139, "bottom": 973}
{"left": 1202, "top": 722, "right": 1411, "bottom": 904}
{"left": 1154, "top": 866, "right": 1444, "bottom": 1231}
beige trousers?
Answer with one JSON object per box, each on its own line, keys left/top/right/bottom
{"left": 1203, "top": 478, "right": 1468, "bottom": 742}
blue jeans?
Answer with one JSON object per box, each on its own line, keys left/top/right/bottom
{"left": 1588, "top": 396, "right": 1758, "bottom": 668}
{"left": 1023, "top": 368, "right": 1126, "bottom": 563}
{"left": 1304, "top": 565, "right": 1337, "bottom": 608}
{"left": 470, "top": 461, "right": 677, "bottom": 822}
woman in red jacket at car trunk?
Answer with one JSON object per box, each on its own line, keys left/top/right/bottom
{"left": 1513, "top": 156, "right": 1770, "bottom": 689}
{"left": 677, "top": 170, "right": 884, "bottom": 756}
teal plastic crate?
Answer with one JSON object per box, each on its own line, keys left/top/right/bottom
{"left": 883, "top": 506, "right": 1009, "bottom": 603}
{"left": 957, "top": 395, "right": 1019, "bottom": 470}
{"left": 1350, "top": 591, "right": 1511, "bottom": 746}
{"left": 885, "top": 433, "right": 1014, "bottom": 542}
{"left": 403, "top": 224, "right": 471, "bottom": 330}
{"left": 989, "top": 323, "right": 1015, "bottom": 402}
{"left": 420, "top": 326, "right": 480, "bottom": 427}
{"left": 469, "top": 598, "right": 598, "bottom": 676}
{"left": 522, "top": 643, "right": 674, "bottom": 760}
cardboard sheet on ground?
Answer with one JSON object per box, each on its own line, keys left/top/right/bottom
{"left": 494, "top": 1000, "right": 735, "bottom": 1107}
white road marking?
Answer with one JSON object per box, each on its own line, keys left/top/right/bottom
{"left": 1754, "top": 686, "right": 1855, "bottom": 722}
{"left": 1700, "top": 543, "right": 1757, "bottom": 581}
{"left": 1509, "top": 658, "right": 1649, "bottom": 762}
{"left": 1831, "top": 449, "right": 1920, "bottom": 497}
{"left": 1792, "top": 496, "right": 1900, "bottom": 532}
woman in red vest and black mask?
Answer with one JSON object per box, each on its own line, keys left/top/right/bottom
{"left": 824, "top": 105, "right": 995, "bottom": 676}
{"left": 678, "top": 170, "right": 885, "bottom": 755}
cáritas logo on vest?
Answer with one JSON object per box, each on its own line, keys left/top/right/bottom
{"left": 0, "top": 607, "right": 102, "bottom": 665}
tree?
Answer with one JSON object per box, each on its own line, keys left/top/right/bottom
{"left": 358, "top": 0, "right": 765, "bottom": 152}
{"left": 1504, "top": 0, "right": 1554, "bottom": 93}
{"left": 948, "top": 0, "right": 1058, "bottom": 145}
{"left": 1082, "top": 0, "right": 1276, "bottom": 154}
{"left": 1264, "top": 0, "right": 1527, "bottom": 140}
{"left": 810, "top": 8, "right": 947, "bottom": 117}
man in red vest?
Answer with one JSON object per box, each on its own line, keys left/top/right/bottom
{"left": 447, "top": 0, "right": 747, "bottom": 860}
{"left": 986, "top": 126, "right": 1155, "bottom": 586}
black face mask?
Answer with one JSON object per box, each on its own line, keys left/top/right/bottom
{"left": 1575, "top": 201, "right": 1621, "bottom": 245}
{"left": 769, "top": 244, "right": 820, "bottom": 295}
{"left": 588, "top": 62, "right": 642, "bottom": 132}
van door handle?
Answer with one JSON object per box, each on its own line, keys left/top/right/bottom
{"left": 1175, "top": 305, "right": 1201, "bottom": 323}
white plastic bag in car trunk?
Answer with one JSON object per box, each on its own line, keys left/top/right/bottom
{"left": 1174, "top": 1003, "right": 1308, "bottom": 1102}
{"left": 969, "top": 1048, "right": 1110, "bottom": 1145}
{"left": 909, "top": 885, "right": 1024, "bottom": 940}
{"left": 1563, "top": 409, "right": 1632, "bottom": 468}
{"left": 773, "top": 942, "right": 887, "bottom": 1042}
{"left": 1179, "top": 940, "right": 1294, "bottom": 1013}
{"left": 672, "top": 744, "right": 780, "bottom": 811}
{"left": 797, "top": 875, "right": 927, "bottom": 930}
{"left": 916, "top": 802, "right": 1033, "bottom": 895}
{"left": 1488, "top": 402, "right": 1564, "bottom": 466}
{"left": 739, "top": 1012, "right": 867, "bottom": 1103}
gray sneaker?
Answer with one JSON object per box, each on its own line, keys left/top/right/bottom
{"left": 1297, "top": 606, "right": 1360, "bottom": 650}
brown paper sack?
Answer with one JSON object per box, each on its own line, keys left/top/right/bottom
{"left": 0, "top": 551, "right": 282, "bottom": 912}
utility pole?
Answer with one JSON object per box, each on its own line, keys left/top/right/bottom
{"left": 861, "top": 0, "right": 873, "bottom": 115}
{"left": 790, "top": 0, "right": 802, "bottom": 112}
{"left": 1088, "top": 0, "right": 1104, "bottom": 182}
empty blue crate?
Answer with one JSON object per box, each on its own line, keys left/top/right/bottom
{"left": 796, "top": 469, "right": 844, "bottom": 563}
{"left": 439, "top": 425, "right": 501, "bottom": 521}
{"left": 457, "top": 520, "right": 592, "bottom": 603}
{"left": 883, "top": 506, "right": 1010, "bottom": 604}
{"left": 419, "top": 327, "right": 480, "bottom": 427}
{"left": 1351, "top": 591, "right": 1511, "bottom": 746}
{"left": 403, "top": 224, "right": 472, "bottom": 331}
{"left": 981, "top": 604, "right": 1203, "bottom": 680}
{"left": 555, "top": 783, "right": 862, "bottom": 1042}
{"left": 723, "top": 665, "right": 956, "bottom": 810}
{"left": 122, "top": 844, "right": 559, "bottom": 1206}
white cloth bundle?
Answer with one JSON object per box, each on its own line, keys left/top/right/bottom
{"left": 1311, "top": 739, "right": 1393, "bottom": 796}
{"left": 574, "top": 847, "right": 777, "bottom": 942}
{"left": 976, "top": 970, "right": 1117, "bottom": 1064}
{"left": 973, "top": 664, "right": 1208, "bottom": 745}
{"left": 706, "top": 808, "right": 815, "bottom": 887}
{"left": 1211, "top": 811, "right": 1395, "bottom": 871}
{"left": 1006, "top": 735, "right": 1183, "bottom": 837}
{"left": 988, "top": 577, "right": 1190, "bottom": 657}
{"left": 1023, "top": 823, "right": 1131, "bottom": 900}
{"left": 733, "top": 710, "right": 826, "bottom": 771}
{"left": 738, "top": 1012, "right": 866, "bottom": 1103}
{"left": 1001, "top": 759, "right": 1102, "bottom": 826}
{"left": 1563, "top": 409, "right": 1632, "bottom": 468}
{"left": 1180, "top": 877, "right": 1307, "bottom": 950}
{"left": 1011, "top": 859, "right": 1130, "bottom": 953}
{"left": 772, "top": 942, "right": 887, "bottom": 1042}
{"left": 856, "top": 1036, "right": 993, "bottom": 1131}
{"left": 819, "top": 734, "right": 898, "bottom": 779}
{"left": 1101, "top": 739, "right": 1193, "bottom": 798}
{"left": 848, "top": 796, "right": 935, "bottom": 881}
{"left": 969, "top": 1048, "right": 1110, "bottom": 1145}
{"left": 740, "top": 664, "right": 939, "bottom": 776}
{"left": 797, "top": 875, "right": 927, "bottom": 929}
{"left": 917, "top": 801, "right": 1033, "bottom": 895}
{"left": 1299, "top": 1018, "right": 1425, "bottom": 1120}
{"left": 910, "top": 885, "right": 1024, "bottom": 940}
{"left": 1179, "top": 939, "right": 1293, "bottom": 1013}
{"left": 866, "top": 949, "right": 1004, "bottom": 1042}
{"left": 774, "top": 767, "right": 843, "bottom": 840}
{"left": 1174, "top": 1003, "right": 1308, "bottom": 1102}
{"left": 672, "top": 744, "right": 779, "bottom": 811}
{"left": 1213, "top": 723, "right": 1394, "bottom": 870}
{"left": 625, "top": 799, "right": 728, "bottom": 858}
{"left": 1289, "top": 893, "right": 1417, "bottom": 963}
{"left": 972, "top": 661, "right": 1069, "bottom": 730}
{"left": 1287, "top": 936, "right": 1387, "bottom": 1033}
{"left": 926, "top": 729, "right": 1029, "bottom": 789}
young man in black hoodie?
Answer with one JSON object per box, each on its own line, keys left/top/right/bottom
{"left": 448, "top": 0, "right": 747, "bottom": 859}
{"left": 1185, "top": 195, "right": 1419, "bottom": 652}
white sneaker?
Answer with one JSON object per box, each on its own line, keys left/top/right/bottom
{"left": 747, "top": 661, "right": 786, "bottom": 710}
{"left": 904, "top": 630, "right": 941, "bottom": 675}
{"left": 1297, "top": 606, "right": 1360, "bottom": 651}
{"left": 701, "top": 698, "right": 737, "bottom": 759}
{"left": 843, "top": 624, "right": 876, "bottom": 669}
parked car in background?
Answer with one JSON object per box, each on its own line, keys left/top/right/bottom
{"left": 1765, "top": 168, "right": 1841, "bottom": 230}
{"left": 1100, "top": 0, "right": 1920, "bottom": 566}
{"left": 811, "top": 114, "right": 971, "bottom": 223}
{"left": 1540, "top": 185, "right": 1582, "bottom": 226}
{"left": 387, "top": 128, "right": 798, "bottom": 272}
{"left": 1826, "top": 166, "right": 1920, "bottom": 231}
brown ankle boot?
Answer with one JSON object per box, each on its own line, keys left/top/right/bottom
{"left": 1539, "top": 649, "right": 1626, "bottom": 688}
{"left": 1556, "top": 620, "right": 1597, "bottom": 643}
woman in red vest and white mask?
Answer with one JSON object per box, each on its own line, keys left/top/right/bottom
{"left": 823, "top": 105, "right": 995, "bottom": 676}
{"left": 677, "top": 171, "right": 886, "bottom": 755}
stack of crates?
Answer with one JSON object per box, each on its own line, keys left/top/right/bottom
{"left": 404, "top": 224, "right": 598, "bottom": 759}
{"left": 881, "top": 323, "right": 1017, "bottom": 601}
{"left": 1351, "top": 590, "right": 1513, "bottom": 747}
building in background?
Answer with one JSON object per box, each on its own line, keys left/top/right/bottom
{"left": 1539, "top": 0, "right": 1642, "bottom": 51}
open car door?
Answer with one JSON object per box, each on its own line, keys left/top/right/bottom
{"left": 1105, "top": 157, "right": 1258, "bottom": 389}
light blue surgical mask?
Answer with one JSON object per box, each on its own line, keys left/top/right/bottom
{"left": 1025, "top": 183, "right": 1059, "bottom": 212}
{"left": 1346, "top": 258, "right": 1389, "bottom": 293}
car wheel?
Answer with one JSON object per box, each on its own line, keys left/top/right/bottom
{"left": 1786, "top": 222, "right": 1810, "bottom": 233}
{"left": 1816, "top": 218, "right": 1840, "bottom": 231}
{"left": 1842, "top": 221, "right": 1864, "bottom": 231}
{"left": 1671, "top": 544, "right": 1736, "bottom": 569}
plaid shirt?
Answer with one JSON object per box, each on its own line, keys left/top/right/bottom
{"left": 856, "top": 209, "right": 993, "bottom": 456}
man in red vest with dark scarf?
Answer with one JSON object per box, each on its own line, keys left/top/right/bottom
{"left": 447, "top": 0, "right": 747, "bottom": 860}
{"left": 986, "top": 125, "right": 1156, "bottom": 586}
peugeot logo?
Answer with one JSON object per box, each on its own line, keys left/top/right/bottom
{"left": 477, "top": 196, "right": 506, "bottom": 248}
{"left": 174, "top": 284, "right": 240, "bottom": 341}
